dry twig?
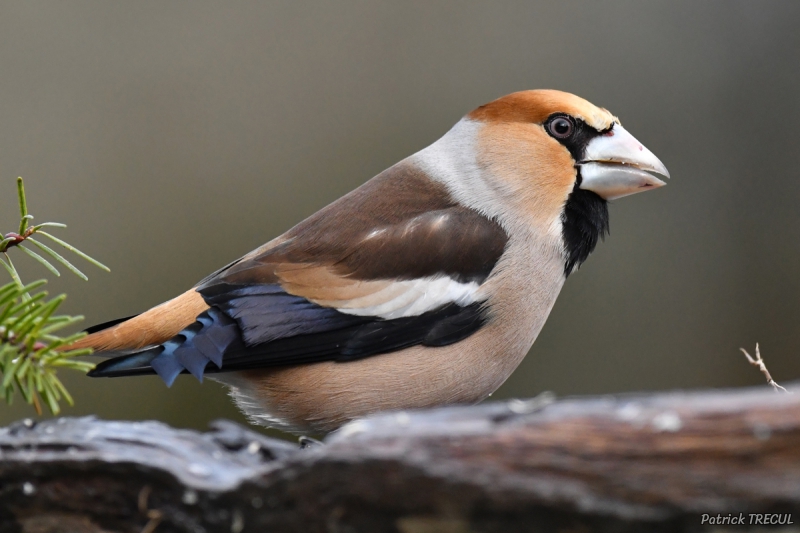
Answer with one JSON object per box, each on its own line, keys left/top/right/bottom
{"left": 740, "top": 343, "right": 788, "bottom": 393}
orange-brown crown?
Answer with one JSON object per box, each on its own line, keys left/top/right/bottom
{"left": 468, "top": 89, "right": 616, "bottom": 131}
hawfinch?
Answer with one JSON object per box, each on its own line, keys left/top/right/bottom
{"left": 80, "top": 90, "right": 668, "bottom": 434}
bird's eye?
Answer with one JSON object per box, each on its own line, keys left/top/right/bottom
{"left": 547, "top": 117, "right": 574, "bottom": 139}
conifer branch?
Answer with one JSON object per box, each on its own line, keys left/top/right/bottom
{"left": 0, "top": 178, "right": 108, "bottom": 414}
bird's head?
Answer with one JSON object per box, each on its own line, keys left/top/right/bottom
{"left": 448, "top": 89, "right": 669, "bottom": 274}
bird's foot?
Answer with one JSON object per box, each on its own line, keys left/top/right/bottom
{"left": 298, "top": 436, "right": 324, "bottom": 449}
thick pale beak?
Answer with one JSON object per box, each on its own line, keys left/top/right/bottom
{"left": 577, "top": 123, "right": 669, "bottom": 201}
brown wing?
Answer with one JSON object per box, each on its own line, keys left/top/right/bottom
{"left": 200, "top": 160, "right": 509, "bottom": 311}
{"left": 86, "top": 161, "right": 509, "bottom": 384}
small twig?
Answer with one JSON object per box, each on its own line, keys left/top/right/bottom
{"left": 141, "top": 510, "right": 163, "bottom": 533}
{"left": 740, "top": 343, "right": 788, "bottom": 393}
{"left": 137, "top": 485, "right": 152, "bottom": 514}
{"left": 138, "top": 485, "right": 163, "bottom": 533}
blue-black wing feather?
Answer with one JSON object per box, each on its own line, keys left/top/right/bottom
{"left": 88, "top": 284, "right": 487, "bottom": 383}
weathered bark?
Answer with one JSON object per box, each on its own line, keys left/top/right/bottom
{"left": 1, "top": 383, "right": 799, "bottom": 533}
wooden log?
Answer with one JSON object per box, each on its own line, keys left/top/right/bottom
{"left": 0, "top": 383, "right": 799, "bottom": 532}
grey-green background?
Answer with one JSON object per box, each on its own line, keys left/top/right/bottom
{"left": 1, "top": 1, "right": 798, "bottom": 436}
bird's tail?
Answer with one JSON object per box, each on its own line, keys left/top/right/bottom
{"left": 86, "top": 348, "right": 162, "bottom": 377}
{"left": 88, "top": 306, "right": 239, "bottom": 385}
{"left": 70, "top": 288, "right": 209, "bottom": 376}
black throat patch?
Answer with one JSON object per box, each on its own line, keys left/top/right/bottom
{"left": 542, "top": 113, "right": 612, "bottom": 276}
{"left": 561, "top": 178, "right": 609, "bottom": 276}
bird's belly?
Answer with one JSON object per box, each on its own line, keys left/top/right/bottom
{"left": 215, "top": 321, "right": 532, "bottom": 435}
{"left": 216, "top": 236, "right": 566, "bottom": 435}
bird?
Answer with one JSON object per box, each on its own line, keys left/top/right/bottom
{"left": 76, "top": 89, "right": 669, "bottom": 435}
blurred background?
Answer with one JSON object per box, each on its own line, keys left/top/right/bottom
{"left": 0, "top": 1, "right": 798, "bottom": 436}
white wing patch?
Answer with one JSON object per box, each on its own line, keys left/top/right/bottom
{"left": 331, "top": 276, "right": 480, "bottom": 320}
